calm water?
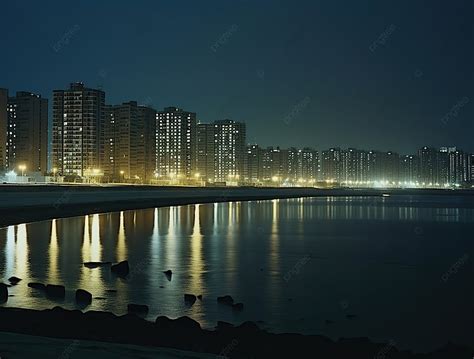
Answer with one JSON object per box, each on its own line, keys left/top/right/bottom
{"left": 0, "top": 196, "right": 472, "bottom": 351}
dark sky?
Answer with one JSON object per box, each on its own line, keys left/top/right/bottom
{"left": 1, "top": 0, "right": 472, "bottom": 154}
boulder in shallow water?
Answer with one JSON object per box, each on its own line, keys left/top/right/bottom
{"left": 75, "top": 289, "right": 92, "bottom": 304}
{"left": 46, "top": 284, "right": 65, "bottom": 299}
{"left": 28, "top": 282, "right": 46, "bottom": 290}
{"left": 84, "top": 262, "right": 111, "bottom": 268}
{"left": 184, "top": 294, "right": 197, "bottom": 306}
{"left": 127, "top": 303, "right": 149, "bottom": 314}
{"left": 8, "top": 276, "right": 22, "bottom": 285}
{"left": 217, "top": 295, "right": 234, "bottom": 306}
{"left": 0, "top": 283, "right": 8, "bottom": 303}
{"left": 111, "top": 261, "right": 129, "bottom": 277}
{"left": 163, "top": 270, "right": 172, "bottom": 281}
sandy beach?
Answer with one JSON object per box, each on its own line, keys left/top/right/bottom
{"left": 1, "top": 184, "right": 472, "bottom": 227}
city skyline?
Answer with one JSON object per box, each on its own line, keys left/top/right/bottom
{"left": 0, "top": 82, "right": 473, "bottom": 187}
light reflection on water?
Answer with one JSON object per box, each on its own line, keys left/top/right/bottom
{"left": 0, "top": 196, "right": 472, "bottom": 351}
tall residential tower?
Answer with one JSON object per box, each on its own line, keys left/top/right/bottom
{"left": 7, "top": 92, "right": 48, "bottom": 174}
{"left": 52, "top": 83, "right": 105, "bottom": 177}
{"left": 155, "top": 107, "right": 197, "bottom": 179}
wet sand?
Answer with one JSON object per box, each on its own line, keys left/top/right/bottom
{"left": 1, "top": 184, "right": 471, "bottom": 227}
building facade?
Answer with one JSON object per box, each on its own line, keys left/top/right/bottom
{"left": 52, "top": 83, "right": 105, "bottom": 177}
{"left": 197, "top": 123, "right": 215, "bottom": 181}
{"left": 0, "top": 89, "right": 7, "bottom": 172}
{"left": 196, "top": 119, "right": 246, "bottom": 183}
{"left": 156, "top": 107, "right": 197, "bottom": 179}
{"left": 212, "top": 120, "right": 246, "bottom": 183}
{"left": 6, "top": 92, "right": 48, "bottom": 174}
{"left": 103, "top": 102, "right": 156, "bottom": 182}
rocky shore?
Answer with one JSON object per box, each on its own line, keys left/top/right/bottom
{"left": 0, "top": 306, "right": 471, "bottom": 358}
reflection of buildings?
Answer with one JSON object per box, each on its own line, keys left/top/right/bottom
{"left": 187, "top": 204, "right": 204, "bottom": 299}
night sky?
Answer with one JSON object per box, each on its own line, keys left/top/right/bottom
{"left": 1, "top": 0, "right": 472, "bottom": 153}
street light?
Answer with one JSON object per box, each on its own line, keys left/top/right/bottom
{"left": 120, "top": 170, "right": 125, "bottom": 182}
{"left": 53, "top": 167, "right": 58, "bottom": 182}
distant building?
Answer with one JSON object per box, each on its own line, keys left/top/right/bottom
{"left": 298, "top": 148, "right": 318, "bottom": 182}
{"left": 469, "top": 154, "right": 474, "bottom": 184}
{"left": 321, "top": 148, "right": 343, "bottom": 182}
{"left": 6, "top": 92, "right": 48, "bottom": 174}
{"left": 437, "top": 147, "right": 450, "bottom": 185}
{"left": 52, "top": 82, "right": 106, "bottom": 177}
{"left": 214, "top": 120, "right": 246, "bottom": 182}
{"left": 447, "top": 147, "right": 469, "bottom": 185}
{"left": 0, "top": 88, "right": 7, "bottom": 172}
{"left": 245, "top": 144, "right": 261, "bottom": 183}
{"left": 342, "top": 148, "right": 368, "bottom": 184}
{"left": 196, "top": 119, "right": 246, "bottom": 183}
{"left": 383, "top": 151, "right": 400, "bottom": 184}
{"left": 156, "top": 107, "right": 197, "bottom": 179}
{"left": 400, "top": 154, "right": 419, "bottom": 183}
{"left": 103, "top": 101, "right": 156, "bottom": 182}
{"left": 418, "top": 146, "right": 439, "bottom": 185}
{"left": 197, "top": 123, "right": 215, "bottom": 181}
{"left": 284, "top": 147, "right": 299, "bottom": 183}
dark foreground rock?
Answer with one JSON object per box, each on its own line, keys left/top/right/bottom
{"left": 75, "top": 289, "right": 92, "bottom": 305}
{"left": 0, "top": 283, "right": 8, "bottom": 303}
{"left": 0, "top": 306, "right": 471, "bottom": 358}
{"left": 84, "top": 262, "right": 111, "bottom": 268}
{"left": 45, "top": 284, "right": 65, "bottom": 299}
{"left": 127, "top": 304, "right": 149, "bottom": 314}
{"left": 111, "top": 261, "right": 129, "bottom": 277}
{"left": 8, "top": 276, "right": 22, "bottom": 285}
{"left": 217, "top": 295, "right": 234, "bottom": 306}
{"left": 184, "top": 294, "right": 197, "bottom": 306}
{"left": 28, "top": 282, "right": 46, "bottom": 290}
{"left": 163, "top": 270, "right": 172, "bottom": 281}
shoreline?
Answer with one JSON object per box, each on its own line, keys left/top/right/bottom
{"left": 0, "top": 306, "right": 471, "bottom": 358}
{"left": 1, "top": 185, "right": 473, "bottom": 227}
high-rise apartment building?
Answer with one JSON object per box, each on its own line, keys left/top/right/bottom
{"left": 196, "top": 120, "right": 246, "bottom": 183}
{"left": 400, "top": 154, "right": 419, "bottom": 183}
{"left": 6, "top": 92, "right": 48, "bottom": 174}
{"left": 103, "top": 101, "right": 156, "bottom": 182}
{"left": 246, "top": 144, "right": 261, "bottom": 183}
{"left": 342, "top": 148, "right": 368, "bottom": 183}
{"left": 447, "top": 147, "right": 469, "bottom": 185}
{"left": 197, "top": 123, "right": 215, "bottom": 181}
{"left": 52, "top": 83, "right": 105, "bottom": 177}
{"left": 0, "top": 89, "right": 7, "bottom": 172}
{"left": 418, "top": 146, "right": 439, "bottom": 185}
{"left": 469, "top": 154, "right": 474, "bottom": 184}
{"left": 141, "top": 106, "right": 158, "bottom": 182}
{"left": 212, "top": 120, "right": 246, "bottom": 182}
{"left": 321, "top": 148, "right": 343, "bottom": 182}
{"left": 156, "top": 107, "right": 197, "bottom": 179}
{"left": 298, "top": 148, "right": 318, "bottom": 182}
